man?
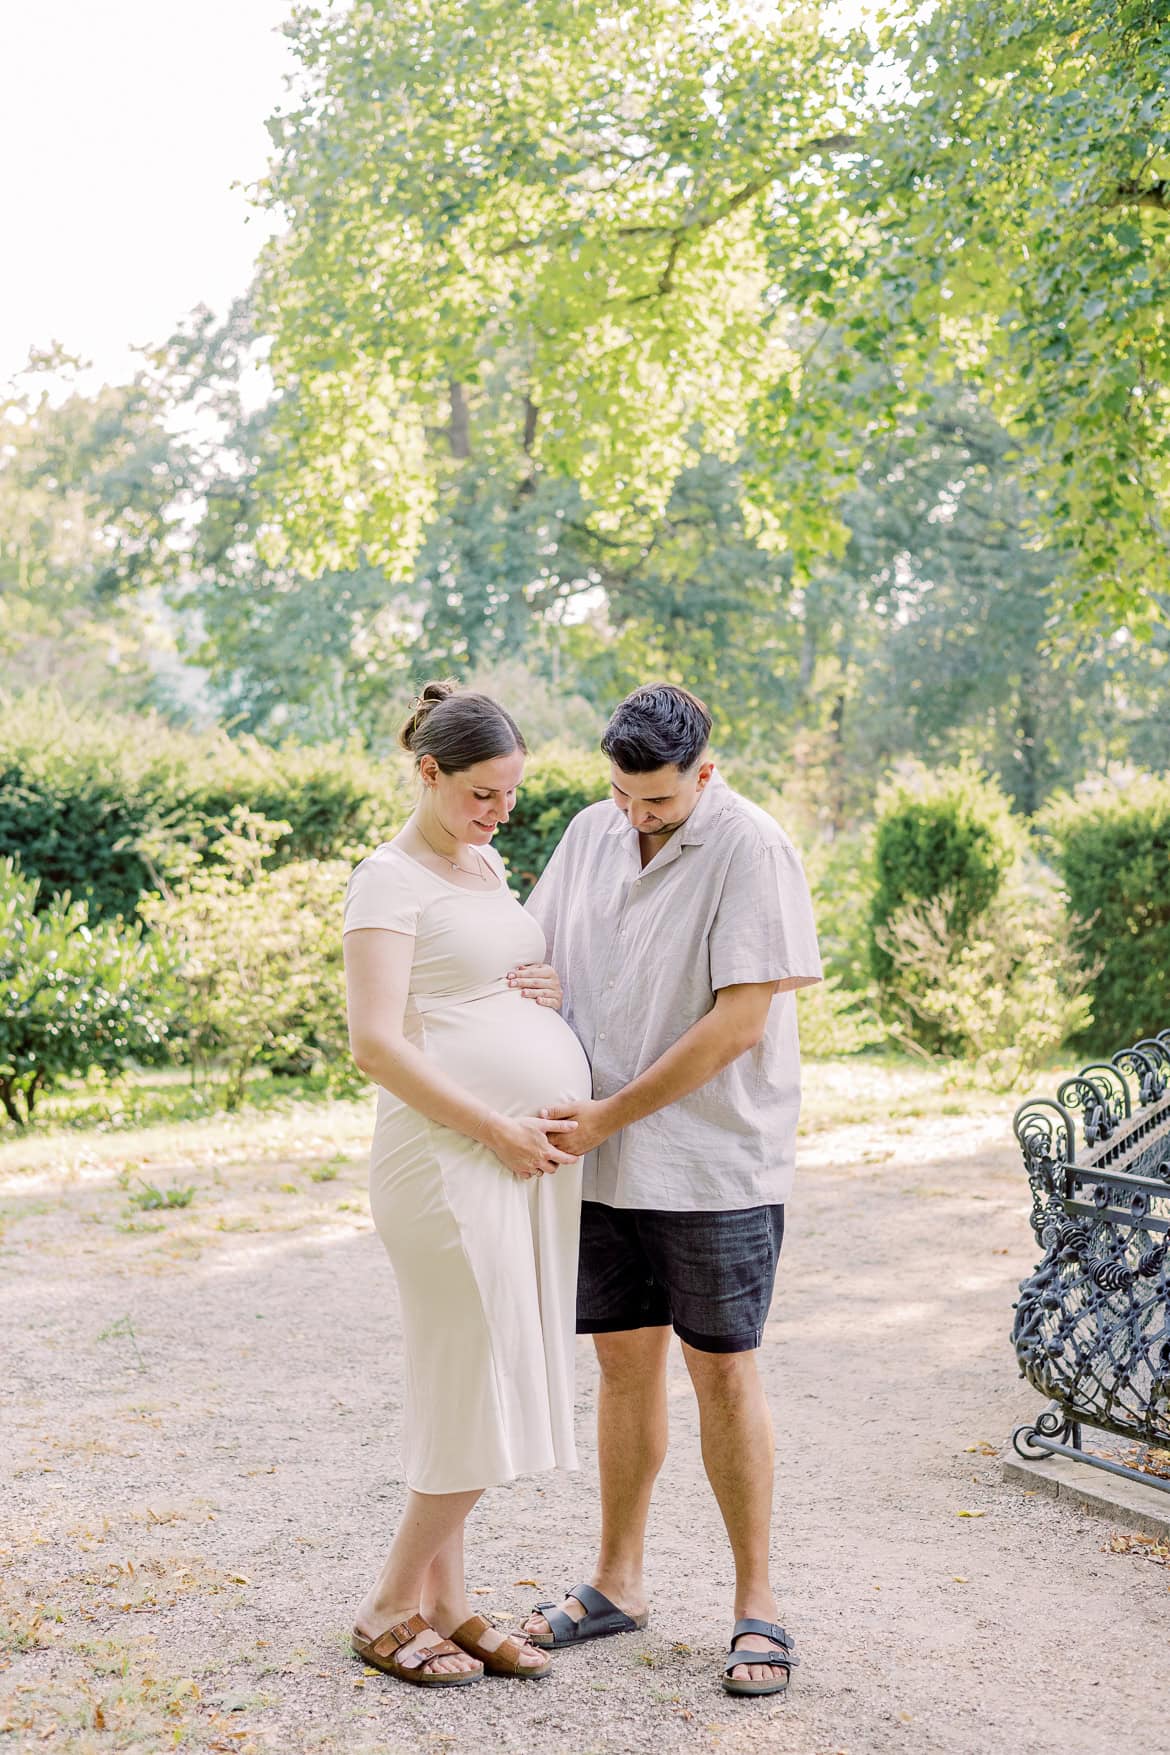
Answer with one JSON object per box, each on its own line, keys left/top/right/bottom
{"left": 521, "top": 683, "right": 823, "bottom": 1697}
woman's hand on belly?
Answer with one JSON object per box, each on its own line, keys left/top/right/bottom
{"left": 505, "top": 962, "right": 563, "bottom": 1009}
{"left": 479, "top": 1111, "right": 580, "bottom": 1180}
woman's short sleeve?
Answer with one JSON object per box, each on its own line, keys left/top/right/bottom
{"left": 342, "top": 849, "right": 424, "bottom": 937}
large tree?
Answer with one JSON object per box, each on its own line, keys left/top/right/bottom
{"left": 846, "top": 0, "right": 1170, "bottom": 625}
{"left": 256, "top": 0, "right": 1170, "bottom": 625}
{"left": 256, "top": 0, "right": 864, "bottom": 574}
{"left": 0, "top": 348, "right": 190, "bottom": 702}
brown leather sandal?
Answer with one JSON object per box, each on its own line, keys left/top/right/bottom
{"left": 449, "top": 1613, "right": 553, "bottom": 1679}
{"left": 350, "top": 1613, "right": 484, "bottom": 1687}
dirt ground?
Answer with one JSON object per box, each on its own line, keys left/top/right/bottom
{"left": 2, "top": 1063, "right": 1167, "bottom": 1754}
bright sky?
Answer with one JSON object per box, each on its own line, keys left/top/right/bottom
{"left": 0, "top": 1, "right": 877, "bottom": 395}
{"left": 0, "top": 0, "right": 297, "bottom": 389}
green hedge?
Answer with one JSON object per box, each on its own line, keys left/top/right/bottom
{"left": 0, "top": 695, "right": 606, "bottom": 918}
{"left": 1042, "top": 777, "right": 1170, "bottom": 1045}
{"left": 869, "top": 761, "right": 1023, "bottom": 984}
{"left": 0, "top": 856, "right": 177, "bottom": 1126}
{"left": 496, "top": 748, "right": 609, "bottom": 898}
{"left": 0, "top": 693, "right": 406, "bottom": 920}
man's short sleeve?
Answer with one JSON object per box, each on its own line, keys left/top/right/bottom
{"left": 707, "top": 839, "right": 823, "bottom": 992}
{"left": 524, "top": 818, "right": 576, "bottom": 960}
{"left": 342, "top": 853, "right": 422, "bottom": 937}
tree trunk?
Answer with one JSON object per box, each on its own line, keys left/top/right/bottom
{"left": 1015, "top": 687, "right": 1040, "bottom": 818}
{"left": 224, "top": 1056, "right": 251, "bottom": 1111}
{"left": 0, "top": 1078, "right": 27, "bottom": 1128}
{"left": 24, "top": 1067, "right": 45, "bottom": 1116}
{"left": 515, "top": 396, "right": 539, "bottom": 498}
{"left": 828, "top": 690, "right": 848, "bottom": 838}
{"left": 448, "top": 381, "right": 471, "bottom": 459}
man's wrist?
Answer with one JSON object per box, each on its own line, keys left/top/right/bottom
{"left": 594, "top": 1092, "right": 627, "bottom": 1137}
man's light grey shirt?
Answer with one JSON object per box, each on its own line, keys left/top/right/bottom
{"left": 525, "top": 771, "right": 822, "bottom": 1213}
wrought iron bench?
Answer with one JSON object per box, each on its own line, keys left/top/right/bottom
{"left": 1011, "top": 1030, "right": 1170, "bottom": 1493}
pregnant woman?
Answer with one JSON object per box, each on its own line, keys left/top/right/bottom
{"left": 342, "top": 682, "right": 591, "bottom": 1689}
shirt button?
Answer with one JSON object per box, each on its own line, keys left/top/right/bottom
{"left": 599, "top": 1032, "right": 606, "bottom": 1041}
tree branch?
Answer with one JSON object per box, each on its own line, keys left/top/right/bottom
{"left": 489, "top": 134, "right": 861, "bottom": 258}
{"left": 1107, "top": 179, "right": 1170, "bottom": 211}
{"left": 627, "top": 235, "right": 685, "bottom": 304}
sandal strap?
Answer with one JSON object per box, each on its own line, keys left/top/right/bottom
{"left": 368, "top": 1613, "right": 430, "bottom": 1658}
{"left": 451, "top": 1613, "right": 545, "bottom": 1674}
{"left": 368, "top": 1615, "right": 466, "bottom": 1672}
{"left": 724, "top": 1647, "right": 797, "bottom": 1672}
{"left": 570, "top": 1582, "right": 619, "bottom": 1619}
{"left": 533, "top": 1582, "right": 641, "bottom": 1647}
{"left": 411, "top": 1639, "right": 464, "bottom": 1674}
{"left": 399, "top": 1637, "right": 464, "bottom": 1674}
{"left": 726, "top": 1620, "right": 799, "bottom": 1671}
{"left": 731, "top": 1618, "right": 795, "bottom": 1651}
{"left": 451, "top": 1613, "right": 493, "bottom": 1646}
{"left": 451, "top": 1614, "right": 530, "bottom": 1661}
{"left": 534, "top": 1601, "right": 580, "bottom": 1643}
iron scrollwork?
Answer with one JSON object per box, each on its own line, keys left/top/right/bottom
{"left": 1011, "top": 1032, "right": 1170, "bottom": 1477}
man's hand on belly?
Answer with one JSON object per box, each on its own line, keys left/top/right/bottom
{"left": 506, "top": 962, "right": 564, "bottom": 1008}
{"left": 541, "top": 1097, "right": 619, "bottom": 1155}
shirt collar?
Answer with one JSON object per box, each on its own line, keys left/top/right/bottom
{"left": 603, "top": 767, "right": 729, "bottom": 851}
{"left": 679, "top": 768, "right": 729, "bottom": 845}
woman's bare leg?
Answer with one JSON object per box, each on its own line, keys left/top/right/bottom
{"left": 354, "top": 1487, "right": 483, "bottom": 1676}
{"left": 422, "top": 1521, "right": 549, "bottom": 1670}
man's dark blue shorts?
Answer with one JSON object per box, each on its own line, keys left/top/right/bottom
{"left": 576, "top": 1199, "right": 785, "bottom": 1354}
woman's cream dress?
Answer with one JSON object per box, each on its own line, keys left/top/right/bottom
{"left": 343, "top": 841, "right": 591, "bottom": 1494}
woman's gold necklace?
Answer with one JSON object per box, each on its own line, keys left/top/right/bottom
{"left": 415, "top": 820, "right": 493, "bottom": 883}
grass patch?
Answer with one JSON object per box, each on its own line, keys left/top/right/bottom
{"left": 127, "top": 1179, "right": 195, "bottom": 1211}
{"left": 12, "top": 1065, "right": 357, "bottom": 1142}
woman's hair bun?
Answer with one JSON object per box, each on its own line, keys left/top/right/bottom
{"left": 399, "top": 678, "right": 459, "bottom": 752}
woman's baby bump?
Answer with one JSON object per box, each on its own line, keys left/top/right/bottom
{"left": 422, "top": 987, "right": 591, "bottom": 1116}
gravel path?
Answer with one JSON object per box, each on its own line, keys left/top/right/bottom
{"left": 2, "top": 1088, "right": 1166, "bottom": 1753}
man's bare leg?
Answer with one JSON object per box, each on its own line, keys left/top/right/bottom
{"left": 525, "top": 1325, "right": 671, "bottom": 1639}
{"left": 682, "top": 1341, "right": 789, "bottom": 1687}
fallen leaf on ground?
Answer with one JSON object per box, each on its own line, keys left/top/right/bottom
{"left": 1105, "top": 1531, "right": 1170, "bottom": 1562}
{"left": 952, "top": 1575, "right": 969, "bottom": 1583}
{"left": 513, "top": 1578, "right": 539, "bottom": 1587}
{"left": 957, "top": 1510, "right": 986, "bottom": 1518}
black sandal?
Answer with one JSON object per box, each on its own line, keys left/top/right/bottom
{"left": 528, "top": 1582, "right": 648, "bottom": 1649}
{"left": 721, "top": 1618, "right": 798, "bottom": 1697}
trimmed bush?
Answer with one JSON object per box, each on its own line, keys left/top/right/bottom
{"left": 0, "top": 857, "right": 177, "bottom": 1126}
{"left": 0, "top": 692, "right": 408, "bottom": 920}
{"left": 495, "top": 748, "right": 609, "bottom": 898}
{"left": 1042, "top": 776, "right": 1170, "bottom": 1045}
{"left": 869, "top": 761, "right": 1024, "bottom": 986}
{"left": 140, "top": 811, "right": 354, "bottom": 1108}
{"left": 874, "top": 877, "right": 1094, "bottom": 1086}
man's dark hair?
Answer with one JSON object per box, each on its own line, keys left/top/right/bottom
{"left": 601, "top": 684, "right": 712, "bottom": 773}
